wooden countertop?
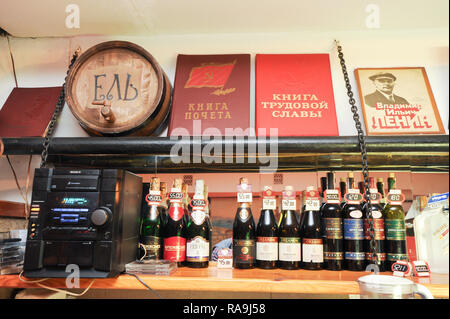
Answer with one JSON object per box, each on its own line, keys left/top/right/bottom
{"left": 1, "top": 265, "right": 448, "bottom": 298}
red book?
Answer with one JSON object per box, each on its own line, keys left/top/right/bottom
{"left": 255, "top": 54, "right": 339, "bottom": 136}
{"left": 168, "top": 54, "right": 251, "bottom": 136}
{"left": 0, "top": 87, "right": 62, "bottom": 137}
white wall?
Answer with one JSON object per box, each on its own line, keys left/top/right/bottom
{"left": 0, "top": 27, "right": 448, "bottom": 203}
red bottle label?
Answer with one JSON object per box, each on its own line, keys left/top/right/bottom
{"left": 168, "top": 206, "right": 184, "bottom": 221}
{"left": 163, "top": 236, "right": 186, "bottom": 262}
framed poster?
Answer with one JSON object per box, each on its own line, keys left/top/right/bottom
{"left": 354, "top": 67, "right": 445, "bottom": 135}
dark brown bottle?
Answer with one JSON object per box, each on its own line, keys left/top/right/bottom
{"left": 322, "top": 172, "right": 344, "bottom": 270}
{"left": 256, "top": 186, "right": 278, "bottom": 269}
{"left": 278, "top": 186, "right": 301, "bottom": 270}
{"left": 186, "top": 179, "right": 210, "bottom": 268}
{"left": 301, "top": 186, "right": 324, "bottom": 270}
{"left": 163, "top": 178, "right": 187, "bottom": 267}
{"left": 233, "top": 178, "right": 256, "bottom": 269}
{"left": 343, "top": 176, "right": 365, "bottom": 271}
{"left": 363, "top": 177, "right": 386, "bottom": 272}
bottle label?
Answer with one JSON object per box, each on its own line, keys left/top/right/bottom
{"left": 386, "top": 189, "right": 405, "bottom": 206}
{"left": 364, "top": 216, "right": 385, "bottom": 240}
{"left": 279, "top": 237, "right": 301, "bottom": 261}
{"left": 168, "top": 205, "right": 184, "bottom": 221}
{"left": 323, "top": 218, "right": 343, "bottom": 239}
{"left": 345, "top": 252, "right": 365, "bottom": 260}
{"left": 385, "top": 219, "right": 406, "bottom": 240}
{"left": 237, "top": 183, "right": 252, "bottom": 203}
{"left": 344, "top": 189, "right": 363, "bottom": 205}
{"left": 302, "top": 238, "right": 324, "bottom": 263}
{"left": 304, "top": 190, "right": 321, "bottom": 211}
{"left": 145, "top": 190, "right": 162, "bottom": 206}
{"left": 324, "top": 251, "right": 344, "bottom": 261}
{"left": 344, "top": 218, "right": 364, "bottom": 240}
{"left": 324, "top": 189, "right": 341, "bottom": 204}
{"left": 387, "top": 253, "right": 408, "bottom": 262}
{"left": 191, "top": 210, "right": 206, "bottom": 225}
{"left": 163, "top": 236, "right": 186, "bottom": 262}
{"left": 140, "top": 236, "right": 162, "bottom": 260}
{"left": 282, "top": 199, "right": 296, "bottom": 210}
{"left": 238, "top": 208, "right": 251, "bottom": 222}
{"left": 256, "top": 237, "right": 278, "bottom": 261}
{"left": 186, "top": 236, "right": 209, "bottom": 262}
{"left": 365, "top": 252, "right": 386, "bottom": 261}
{"left": 233, "top": 239, "right": 256, "bottom": 264}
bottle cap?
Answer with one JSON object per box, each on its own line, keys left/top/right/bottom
{"left": 389, "top": 173, "right": 395, "bottom": 178}
{"left": 239, "top": 177, "right": 249, "bottom": 185}
{"left": 150, "top": 177, "right": 160, "bottom": 190}
{"left": 340, "top": 177, "right": 346, "bottom": 182}
{"left": 173, "top": 178, "right": 182, "bottom": 189}
{"left": 377, "top": 178, "right": 383, "bottom": 182}
{"left": 348, "top": 172, "right": 354, "bottom": 178}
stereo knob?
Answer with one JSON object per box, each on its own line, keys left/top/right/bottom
{"left": 90, "top": 208, "right": 111, "bottom": 226}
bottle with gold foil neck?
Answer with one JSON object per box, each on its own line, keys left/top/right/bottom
{"left": 163, "top": 178, "right": 187, "bottom": 266}
{"left": 233, "top": 177, "right": 256, "bottom": 269}
{"left": 139, "top": 177, "right": 163, "bottom": 261}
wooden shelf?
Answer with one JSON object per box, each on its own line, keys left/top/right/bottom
{"left": 1, "top": 266, "right": 448, "bottom": 298}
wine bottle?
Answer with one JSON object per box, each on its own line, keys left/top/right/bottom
{"left": 322, "top": 172, "right": 344, "bottom": 270}
{"left": 383, "top": 174, "right": 408, "bottom": 270}
{"left": 363, "top": 177, "right": 386, "bottom": 272}
{"left": 163, "top": 178, "right": 187, "bottom": 266}
{"left": 256, "top": 186, "right": 278, "bottom": 269}
{"left": 139, "top": 177, "right": 163, "bottom": 261}
{"left": 376, "top": 178, "right": 386, "bottom": 208}
{"left": 278, "top": 186, "right": 301, "bottom": 270}
{"left": 301, "top": 186, "right": 323, "bottom": 270}
{"left": 233, "top": 177, "right": 256, "bottom": 269}
{"left": 320, "top": 176, "right": 328, "bottom": 211}
{"left": 160, "top": 181, "right": 169, "bottom": 226}
{"left": 186, "top": 180, "right": 210, "bottom": 268}
{"left": 339, "top": 177, "right": 347, "bottom": 210}
{"left": 343, "top": 176, "right": 365, "bottom": 271}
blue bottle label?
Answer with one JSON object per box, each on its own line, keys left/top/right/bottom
{"left": 344, "top": 218, "right": 364, "bottom": 240}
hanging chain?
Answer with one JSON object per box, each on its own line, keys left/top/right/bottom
{"left": 334, "top": 40, "right": 378, "bottom": 265}
{"left": 40, "top": 49, "right": 80, "bottom": 168}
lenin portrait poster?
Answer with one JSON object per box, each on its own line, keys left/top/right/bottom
{"left": 354, "top": 67, "right": 445, "bottom": 135}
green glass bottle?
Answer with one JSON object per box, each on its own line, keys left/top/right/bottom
{"left": 383, "top": 173, "right": 408, "bottom": 271}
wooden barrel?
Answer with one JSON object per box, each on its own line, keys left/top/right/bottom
{"left": 66, "top": 41, "right": 172, "bottom": 136}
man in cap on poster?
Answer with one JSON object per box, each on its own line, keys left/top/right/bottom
{"left": 364, "top": 72, "right": 410, "bottom": 107}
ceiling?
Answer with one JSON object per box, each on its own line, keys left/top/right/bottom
{"left": 0, "top": 0, "right": 448, "bottom": 37}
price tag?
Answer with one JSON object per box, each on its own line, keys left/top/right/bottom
{"left": 237, "top": 192, "right": 252, "bottom": 203}
{"left": 190, "top": 195, "right": 207, "bottom": 210}
{"left": 168, "top": 188, "right": 184, "bottom": 204}
{"left": 262, "top": 187, "right": 277, "bottom": 210}
{"left": 387, "top": 189, "right": 405, "bottom": 206}
{"left": 368, "top": 188, "right": 382, "bottom": 204}
{"left": 324, "top": 189, "right": 340, "bottom": 204}
{"left": 217, "top": 248, "right": 233, "bottom": 269}
{"left": 392, "top": 260, "right": 412, "bottom": 277}
{"left": 345, "top": 189, "right": 363, "bottom": 205}
{"left": 305, "top": 190, "right": 320, "bottom": 211}
{"left": 145, "top": 190, "right": 162, "bottom": 206}
{"left": 282, "top": 199, "right": 296, "bottom": 210}
{"left": 412, "top": 261, "right": 431, "bottom": 277}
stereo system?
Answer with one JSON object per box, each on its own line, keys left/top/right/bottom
{"left": 23, "top": 168, "right": 142, "bottom": 278}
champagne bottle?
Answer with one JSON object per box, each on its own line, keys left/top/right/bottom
{"left": 383, "top": 174, "right": 408, "bottom": 270}
{"left": 256, "top": 186, "right": 278, "bottom": 269}
{"left": 186, "top": 180, "right": 210, "bottom": 268}
{"left": 322, "top": 172, "right": 344, "bottom": 270}
{"left": 278, "top": 186, "right": 301, "bottom": 270}
{"left": 233, "top": 178, "right": 256, "bottom": 269}
{"left": 343, "top": 175, "right": 365, "bottom": 271}
{"left": 160, "top": 181, "right": 169, "bottom": 226}
{"left": 301, "top": 186, "right": 324, "bottom": 270}
{"left": 363, "top": 177, "right": 386, "bottom": 272}
{"left": 163, "top": 178, "right": 187, "bottom": 266}
{"left": 139, "top": 177, "right": 163, "bottom": 261}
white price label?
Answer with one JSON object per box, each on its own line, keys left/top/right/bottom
{"left": 305, "top": 199, "right": 320, "bottom": 211}
{"left": 282, "top": 199, "right": 296, "bottom": 210}
{"left": 237, "top": 192, "right": 252, "bottom": 203}
{"left": 263, "top": 198, "right": 277, "bottom": 210}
